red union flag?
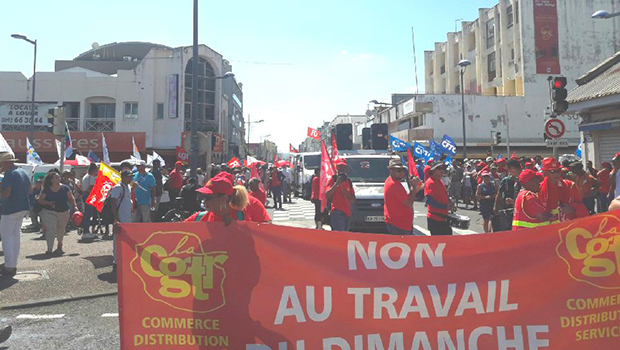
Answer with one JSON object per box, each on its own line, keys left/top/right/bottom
{"left": 227, "top": 157, "right": 242, "bottom": 168}
{"left": 289, "top": 143, "right": 299, "bottom": 153}
{"left": 320, "top": 140, "right": 335, "bottom": 211}
{"left": 176, "top": 146, "right": 189, "bottom": 163}
{"left": 118, "top": 211, "right": 620, "bottom": 349}
{"left": 85, "top": 163, "right": 121, "bottom": 212}
{"left": 307, "top": 127, "right": 321, "bottom": 140}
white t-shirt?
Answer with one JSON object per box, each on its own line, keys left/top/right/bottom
{"left": 110, "top": 183, "right": 133, "bottom": 223}
{"left": 82, "top": 173, "right": 97, "bottom": 189}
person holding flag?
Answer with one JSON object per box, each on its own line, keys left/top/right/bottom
{"left": 325, "top": 158, "right": 356, "bottom": 231}
{"left": 383, "top": 159, "right": 423, "bottom": 235}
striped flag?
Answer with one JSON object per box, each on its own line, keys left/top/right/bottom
{"left": 132, "top": 137, "right": 141, "bottom": 161}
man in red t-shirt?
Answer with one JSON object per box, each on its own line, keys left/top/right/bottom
{"left": 326, "top": 159, "right": 356, "bottom": 231}
{"left": 424, "top": 162, "right": 453, "bottom": 235}
{"left": 248, "top": 178, "right": 267, "bottom": 205}
{"left": 167, "top": 161, "right": 185, "bottom": 200}
{"left": 384, "top": 159, "right": 423, "bottom": 235}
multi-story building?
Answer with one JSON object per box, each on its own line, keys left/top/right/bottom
{"left": 380, "top": 0, "right": 620, "bottom": 158}
{"left": 0, "top": 41, "right": 237, "bottom": 166}
{"left": 222, "top": 60, "right": 245, "bottom": 160}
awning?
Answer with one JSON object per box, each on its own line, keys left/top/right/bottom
{"left": 578, "top": 119, "right": 620, "bottom": 132}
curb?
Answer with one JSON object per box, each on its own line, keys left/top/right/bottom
{"left": 0, "top": 291, "right": 118, "bottom": 311}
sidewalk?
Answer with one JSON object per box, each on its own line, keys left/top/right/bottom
{"left": 0, "top": 218, "right": 118, "bottom": 308}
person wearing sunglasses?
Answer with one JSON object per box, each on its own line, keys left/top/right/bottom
{"left": 383, "top": 159, "right": 423, "bottom": 235}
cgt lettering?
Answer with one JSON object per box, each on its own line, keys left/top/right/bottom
{"left": 140, "top": 235, "right": 228, "bottom": 301}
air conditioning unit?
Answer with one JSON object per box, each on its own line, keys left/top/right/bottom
{"left": 123, "top": 56, "right": 132, "bottom": 61}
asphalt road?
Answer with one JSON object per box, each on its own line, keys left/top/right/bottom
{"left": 0, "top": 295, "right": 120, "bottom": 350}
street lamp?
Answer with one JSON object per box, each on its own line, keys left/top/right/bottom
{"left": 245, "top": 117, "right": 264, "bottom": 144}
{"left": 11, "top": 34, "right": 37, "bottom": 142}
{"left": 458, "top": 59, "right": 471, "bottom": 158}
{"left": 592, "top": 10, "right": 620, "bottom": 19}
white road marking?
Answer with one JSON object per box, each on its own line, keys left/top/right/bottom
{"left": 16, "top": 314, "right": 65, "bottom": 319}
{"left": 101, "top": 313, "right": 119, "bottom": 318}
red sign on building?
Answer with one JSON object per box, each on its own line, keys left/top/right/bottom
{"left": 534, "top": 0, "right": 561, "bottom": 74}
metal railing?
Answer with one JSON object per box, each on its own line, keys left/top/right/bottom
{"left": 84, "top": 119, "right": 115, "bottom": 132}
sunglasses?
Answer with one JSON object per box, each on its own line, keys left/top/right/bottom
{"left": 393, "top": 168, "right": 406, "bottom": 173}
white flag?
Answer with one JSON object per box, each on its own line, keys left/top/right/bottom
{"left": 55, "top": 139, "right": 62, "bottom": 159}
{"left": 0, "top": 132, "right": 15, "bottom": 157}
{"left": 152, "top": 151, "right": 166, "bottom": 167}
{"left": 26, "top": 138, "right": 43, "bottom": 165}
{"left": 101, "top": 133, "right": 110, "bottom": 164}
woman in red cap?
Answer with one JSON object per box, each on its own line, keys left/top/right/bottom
{"left": 184, "top": 172, "right": 270, "bottom": 223}
{"left": 512, "top": 170, "right": 552, "bottom": 230}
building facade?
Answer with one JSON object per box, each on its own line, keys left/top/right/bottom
{"left": 378, "top": 0, "right": 620, "bottom": 158}
{"left": 222, "top": 60, "right": 245, "bottom": 160}
{"left": 0, "top": 41, "right": 238, "bottom": 165}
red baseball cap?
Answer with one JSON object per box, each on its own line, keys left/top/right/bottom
{"left": 175, "top": 161, "right": 184, "bottom": 168}
{"left": 519, "top": 169, "right": 543, "bottom": 185}
{"left": 196, "top": 172, "right": 234, "bottom": 196}
{"left": 496, "top": 158, "right": 506, "bottom": 164}
{"left": 335, "top": 158, "right": 348, "bottom": 166}
{"left": 541, "top": 157, "right": 561, "bottom": 172}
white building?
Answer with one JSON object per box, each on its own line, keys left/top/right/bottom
{"left": 380, "top": 0, "right": 620, "bottom": 158}
{"left": 0, "top": 41, "right": 235, "bottom": 165}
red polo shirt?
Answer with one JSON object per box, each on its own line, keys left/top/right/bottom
{"left": 424, "top": 177, "right": 449, "bottom": 222}
{"left": 311, "top": 176, "right": 320, "bottom": 200}
{"left": 328, "top": 177, "right": 355, "bottom": 217}
{"left": 384, "top": 176, "right": 412, "bottom": 231}
{"left": 250, "top": 188, "right": 267, "bottom": 205}
{"left": 245, "top": 196, "right": 271, "bottom": 222}
{"left": 168, "top": 169, "right": 184, "bottom": 190}
{"left": 599, "top": 169, "right": 611, "bottom": 194}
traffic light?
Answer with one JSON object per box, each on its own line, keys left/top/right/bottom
{"left": 495, "top": 131, "right": 502, "bottom": 144}
{"left": 551, "top": 77, "right": 568, "bottom": 114}
{"left": 47, "top": 107, "right": 66, "bottom": 136}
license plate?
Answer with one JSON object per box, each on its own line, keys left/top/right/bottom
{"left": 365, "top": 216, "right": 384, "bottom": 222}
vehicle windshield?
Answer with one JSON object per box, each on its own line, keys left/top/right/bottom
{"left": 345, "top": 157, "right": 391, "bottom": 183}
{"left": 303, "top": 155, "right": 320, "bottom": 169}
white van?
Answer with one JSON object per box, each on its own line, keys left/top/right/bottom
{"left": 292, "top": 152, "right": 321, "bottom": 199}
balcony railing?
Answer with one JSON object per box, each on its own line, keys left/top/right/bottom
{"left": 84, "top": 119, "right": 115, "bottom": 132}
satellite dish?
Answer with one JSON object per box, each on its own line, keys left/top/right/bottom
{"left": 92, "top": 42, "right": 100, "bottom": 50}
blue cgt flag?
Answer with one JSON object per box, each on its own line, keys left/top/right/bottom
{"left": 390, "top": 135, "right": 409, "bottom": 152}
{"left": 576, "top": 142, "right": 582, "bottom": 158}
{"left": 413, "top": 142, "right": 435, "bottom": 162}
{"left": 441, "top": 134, "right": 457, "bottom": 157}
{"left": 430, "top": 139, "right": 445, "bottom": 156}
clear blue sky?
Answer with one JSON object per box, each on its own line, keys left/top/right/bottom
{"left": 1, "top": 0, "right": 497, "bottom": 151}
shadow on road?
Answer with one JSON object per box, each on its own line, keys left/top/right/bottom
{"left": 26, "top": 252, "right": 79, "bottom": 260}
{"left": 0, "top": 277, "right": 18, "bottom": 292}
{"left": 83, "top": 255, "right": 113, "bottom": 269}
{"left": 97, "top": 270, "right": 117, "bottom": 284}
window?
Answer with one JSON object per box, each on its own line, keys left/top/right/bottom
{"left": 156, "top": 103, "right": 164, "bottom": 120}
{"left": 91, "top": 104, "right": 115, "bottom": 119}
{"left": 184, "top": 57, "right": 216, "bottom": 132}
{"left": 124, "top": 102, "right": 138, "bottom": 119}
{"left": 440, "top": 65, "right": 446, "bottom": 74}
{"left": 507, "top": 5, "right": 514, "bottom": 28}
{"left": 488, "top": 52, "right": 496, "bottom": 82}
{"left": 515, "top": 1, "right": 519, "bottom": 23}
{"left": 486, "top": 18, "right": 495, "bottom": 48}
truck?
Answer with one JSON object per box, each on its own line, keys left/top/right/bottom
{"left": 292, "top": 152, "right": 320, "bottom": 199}
{"left": 341, "top": 153, "right": 401, "bottom": 233}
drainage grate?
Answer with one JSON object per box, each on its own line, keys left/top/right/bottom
{"left": 13, "top": 270, "right": 49, "bottom": 282}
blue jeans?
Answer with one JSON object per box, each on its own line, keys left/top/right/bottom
{"left": 387, "top": 223, "right": 413, "bottom": 235}
{"left": 330, "top": 209, "right": 351, "bottom": 232}
{"left": 272, "top": 186, "right": 282, "bottom": 209}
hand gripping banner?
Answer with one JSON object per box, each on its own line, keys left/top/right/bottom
{"left": 117, "top": 210, "right": 620, "bottom": 349}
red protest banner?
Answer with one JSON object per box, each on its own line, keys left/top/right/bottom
{"left": 307, "top": 127, "right": 321, "bottom": 140}
{"left": 85, "top": 163, "right": 121, "bottom": 212}
{"left": 534, "top": 0, "right": 560, "bottom": 74}
{"left": 117, "top": 211, "right": 620, "bottom": 349}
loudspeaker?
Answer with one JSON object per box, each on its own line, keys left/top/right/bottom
{"left": 371, "top": 123, "right": 388, "bottom": 150}
{"left": 362, "top": 128, "right": 371, "bottom": 150}
{"left": 335, "top": 123, "right": 353, "bottom": 150}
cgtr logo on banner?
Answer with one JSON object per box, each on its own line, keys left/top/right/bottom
{"left": 130, "top": 231, "right": 228, "bottom": 313}
{"left": 556, "top": 214, "right": 620, "bottom": 290}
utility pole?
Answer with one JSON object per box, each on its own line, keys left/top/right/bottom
{"left": 189, "top": 0, "right": 199, "bottom": 179}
